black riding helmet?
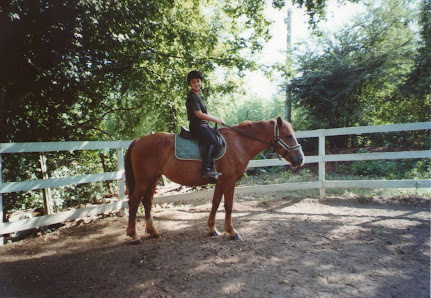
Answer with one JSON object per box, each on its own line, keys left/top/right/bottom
{"left": 187, "top": 70, "right": 203, "bottom": 84}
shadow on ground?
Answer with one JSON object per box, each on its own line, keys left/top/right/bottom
{"left": 0, "top": 196, "right": 429, "bottom": 297}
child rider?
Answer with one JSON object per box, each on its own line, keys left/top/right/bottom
{"left": 185, "top": 70, "right": 225, "bottom": 179}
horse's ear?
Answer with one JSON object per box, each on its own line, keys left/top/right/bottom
{"left": 277, "top": 116, "right": 283, "bottom": 128}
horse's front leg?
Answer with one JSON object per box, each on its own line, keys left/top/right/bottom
{"left": 223, "top": 180, "right": 241, "bottom": 240}
{"left": 207, "top": 183, "right": 224, "bottom": 236}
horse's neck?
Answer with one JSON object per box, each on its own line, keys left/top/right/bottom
{"left": 235, "top": 122, "right": 273, "bottom": 160}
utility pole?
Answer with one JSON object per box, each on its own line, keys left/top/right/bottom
{"left": 284, "top": 8, "right": 292, "bottom": 122}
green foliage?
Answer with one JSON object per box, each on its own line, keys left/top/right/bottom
{"left": 3, "top": 150, "right": 118, "bottom": 213}
{"left": 2, "top": 0, "right": 428, "bottom": 217}
{"left": 0, "top": 0, "right": 281, "bottom": 214}
{"left": 393, "top": 0, "right": 431, "bottom": 123}
{"left": 0, "top": 0, "right": 276, "bottom": 142}
{"left": 272, "top": 0, "right": 361, "bottom": 29}
{"left": 349, "top": 159, "right": 431, "bottom": 180}
{"left": 291, "top": 0, "right": 426, "bottom": 133}
{"left": 240, "top": 166, "right": 316, "bottom": 186}
{"left": 217, "top": 93, "right": 284, "bottom": 125}
{"left": 335, "top": 149, "right": 431, "bottom": 179}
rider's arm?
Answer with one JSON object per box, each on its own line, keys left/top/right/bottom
{"left": 193, "top": 110, "right": 225, "bottom": 125}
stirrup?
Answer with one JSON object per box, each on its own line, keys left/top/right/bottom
{"left": 202, "top": 169, "right": 222, "bottom": 179}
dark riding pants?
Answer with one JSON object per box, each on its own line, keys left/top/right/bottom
{"left": 190, "top": 124, "right": 218, "bottom": 148}
{"left": 190, "top": 123, "right": 220, "bottom": 176}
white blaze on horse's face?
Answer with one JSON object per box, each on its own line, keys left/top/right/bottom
{"left": 289, "top": 133, "right": 305, "bottom": 167}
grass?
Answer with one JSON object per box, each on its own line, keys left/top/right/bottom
{"left": 239, "top": 166, "right": 317, "bottom": 185}
{"left": 238, "top": 166, "right": 431, "bottom": 199}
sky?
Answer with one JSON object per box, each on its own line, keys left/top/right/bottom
{"left": 245, "top": 0, "right": 366, "bottom": 100}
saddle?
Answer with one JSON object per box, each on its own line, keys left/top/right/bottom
{"left": 176, "top": 125, "right": 226, "bottom": 160}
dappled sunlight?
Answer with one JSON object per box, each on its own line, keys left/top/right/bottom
{"left": 1, "top": 195, "right": 429, "bottom": 297}
{"left": 157, "top": 220, "right": 193, "bottom": 232}
{"left": 221, "top": 281, "right": 247, "bottom": 296}
{"left": 376, "top": 218, "right": 426, "bottom": 229}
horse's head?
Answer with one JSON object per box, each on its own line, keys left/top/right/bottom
{"left": 273, "top": 117, "right": 304, "bottom": 168}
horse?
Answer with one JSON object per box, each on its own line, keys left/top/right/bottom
{"left": 124, "top": 117, "right": 304, "bottom": 242}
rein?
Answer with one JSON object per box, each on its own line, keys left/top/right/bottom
{"left": 223, "top": 123, "right": 302, "bottom": 157}
{"left": 223, "top": 124, "right": 272, "bottom": 146}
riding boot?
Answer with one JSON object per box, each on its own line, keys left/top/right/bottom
{"left": 207, "top": 144, "right": 221, "bottom": 176}
{"left": 201, "top": 144, "right": 222, "bottom": 179}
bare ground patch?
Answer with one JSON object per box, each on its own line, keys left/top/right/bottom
{"left": 0, "top": 194, "right": 429, "bottom": 297}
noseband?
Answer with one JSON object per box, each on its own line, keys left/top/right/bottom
{"left": 224, "top": 123, "right": 302, "bottom": 158}
{"left": 273, "top": 124, "right": 302, "bottom": 158}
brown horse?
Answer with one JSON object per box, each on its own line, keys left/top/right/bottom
{"left": 125, "top": 117, "right": 304, "bottom": 242}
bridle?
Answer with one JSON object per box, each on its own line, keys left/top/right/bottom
{"left": 272, "top": 123, "right": 302, "bottom": 158}
{"left": 223, "top": 123, "right": 302, "bottom": 158}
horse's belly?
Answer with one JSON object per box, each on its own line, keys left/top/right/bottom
{"left": 164, "top": 172, "right": 207, "bottom": 187}
{"left": 162, "top": 159, "right": 208, "bottom": 187}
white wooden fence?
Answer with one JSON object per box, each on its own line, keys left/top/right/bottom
{"left": 0, "top": 122, "right": 430, "bottom": 244}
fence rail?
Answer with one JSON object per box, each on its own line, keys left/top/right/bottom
{"left": 1, "top": 121, "right": 430, "bottom": 243}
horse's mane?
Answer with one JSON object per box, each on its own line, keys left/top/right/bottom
{"left": 235, "top": 119, "right": 275, "bottom": 131}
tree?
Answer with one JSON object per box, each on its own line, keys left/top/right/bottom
{"left": 0, "top": 0, "right": 273, "bottom": 142}
{"left": 290, "top": 0, "right": 423, "bottom": 136}
{"left": 273, "top": 0, "right": 361, "bottom": 29}
{"left": 393, "top": 0, "right": 431, "bottom": 124}
{"left": 0, "top": 0, "right": 273, "bottom": 216}
{"left": 0, "top": 0, "right": 368, "bottom": 143}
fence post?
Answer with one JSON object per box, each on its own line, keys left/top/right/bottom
{"left": 117, "top": 148, "right": 126, "bottom": 214}
{"left": 0, "top": 154, "right": 4, "bottom": 245}
{"left": 318, "top": 131, "right": 326, "bottom": 198}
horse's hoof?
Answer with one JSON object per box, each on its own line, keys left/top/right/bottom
{"left": 130, "top": 238, "right": 143, "bottom": 245}
{"left": 230, "top": 234, "right": 242, "bottom": 241}
{"left": 147, "top": 234, "right": 160, "bottom": 239}
{"left": 208, "top": 230, "right": 221, "bottom": 237}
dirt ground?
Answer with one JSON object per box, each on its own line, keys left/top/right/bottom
{"left": 0, "top": 193, "right": 429, "bottom": 298}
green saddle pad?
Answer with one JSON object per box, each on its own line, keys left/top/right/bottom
{"left": 175, "top": 135, "right": 226, "bottom": 161}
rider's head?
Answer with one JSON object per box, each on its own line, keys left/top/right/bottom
{"left": 187, "top": 70, "right": 203, "bottom": 93}
{"left": 187, "top": 70, "right": 203, "bottom": 85}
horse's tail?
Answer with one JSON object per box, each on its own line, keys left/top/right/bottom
{"left": 125, "top": 139, "right": 138, "bottom": 196}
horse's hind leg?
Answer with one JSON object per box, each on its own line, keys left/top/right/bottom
{"left": 126, "top": 178, "right": 157, "bottom": 241}
{"left": 143, "top": 175, "right": 161, "bottom": 238}
{"left": 207, "top": 183, "right": 224, "bottom": 236}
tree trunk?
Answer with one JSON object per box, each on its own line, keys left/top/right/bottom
{"left": 39, "top": 153, "right": 53, "bottom": 215}
{"left": 100, "top": 153, "right": 113, "bottom": 194}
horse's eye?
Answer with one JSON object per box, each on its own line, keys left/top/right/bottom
{"left": 284, "top": 135, "right": 293, "bottom": 140}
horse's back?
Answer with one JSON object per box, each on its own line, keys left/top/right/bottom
{"left": 133, "top": 132, "right": 174, "bottom": 148}
{"left": 130, "top": 132, "right": 175, "bottom": 163}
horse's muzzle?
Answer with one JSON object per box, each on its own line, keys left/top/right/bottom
{"left": 290, "top": 155, "right": 304, "bottom": 168}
